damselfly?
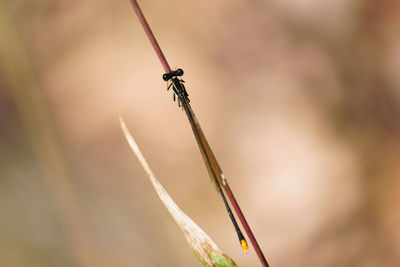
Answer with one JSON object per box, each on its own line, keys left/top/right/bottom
{"left": 129, "top": 0, "right": 269, "bottom": 265}
{"left": 163, "top": 68, "right": 248, "bottom": 253}
{"left": 163, "top": 68, "right": 189, "bottom": 107}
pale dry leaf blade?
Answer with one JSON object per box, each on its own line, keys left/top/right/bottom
{"left": 119, "top": 116, "right": 237, "bottom": 267}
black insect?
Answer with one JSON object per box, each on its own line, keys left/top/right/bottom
{"left": 162, "top": 68, "right": 189, "bottom": 106}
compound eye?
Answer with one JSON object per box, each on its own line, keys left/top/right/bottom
{"left": 176, "top": 69, "right": 184, "bottom": 76}
{"left": 162, "top": 73, "right": 169, "bottom": 81}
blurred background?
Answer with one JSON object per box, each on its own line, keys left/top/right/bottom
{"left": 1, "top": 0, "right": 399, "bottom": 266}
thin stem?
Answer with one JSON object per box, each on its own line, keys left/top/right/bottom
{"left": 128, "top": 1, "right": 270, "bottom": 266}
{"left": 180, "top": 98, "right": 248, "bottom": 252}
{"left": 128, "top": 0, "right": 171, "bottom": 73}
{"left": 224, "top": 184, "right": 269, "bottom": 266}
{"left": 182, "top": 100, "right": 269, "bottom": 267}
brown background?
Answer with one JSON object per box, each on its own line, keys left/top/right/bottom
{"left": 1, "top": 0, "right": 400, "bottom": 266}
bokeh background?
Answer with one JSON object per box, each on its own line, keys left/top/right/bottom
{"left": 1, "top": 0, "right": 400, "bottom": 266}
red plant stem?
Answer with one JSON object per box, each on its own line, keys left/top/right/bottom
{"left": 183, "top": 101, "right": 270, "bottom": 267}
{"left": 224, "top": 184, "right": 269, "bottom": 267}
{"left": 128, "top": 1, "right": 270, "bottom": 266}
{"left": 128, "top": 0, "right": 171, "bottom": 73}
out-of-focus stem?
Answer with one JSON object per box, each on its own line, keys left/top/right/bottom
{"left": 0, "top": 3, "right": 100, "bottom": 267}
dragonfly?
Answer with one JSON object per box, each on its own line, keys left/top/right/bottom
{"left": 163, "top": 68, "right": 248, "bottom": 253}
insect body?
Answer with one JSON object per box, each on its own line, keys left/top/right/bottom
{"left": 162, "top": 68, "right": 249, "bottom": 253}
{"left": 131, "top": 0, "right": 269, "bottom": 261}
{"left": 163, "top": 68, "right": 189, "bottom": 106}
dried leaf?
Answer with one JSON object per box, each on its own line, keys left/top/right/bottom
{"left": 120, "top": 117, "right": 237, "bottom": 267}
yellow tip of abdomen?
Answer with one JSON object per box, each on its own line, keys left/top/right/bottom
{"left": 241, "top": 240, "right": 249, "bottom": 253}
